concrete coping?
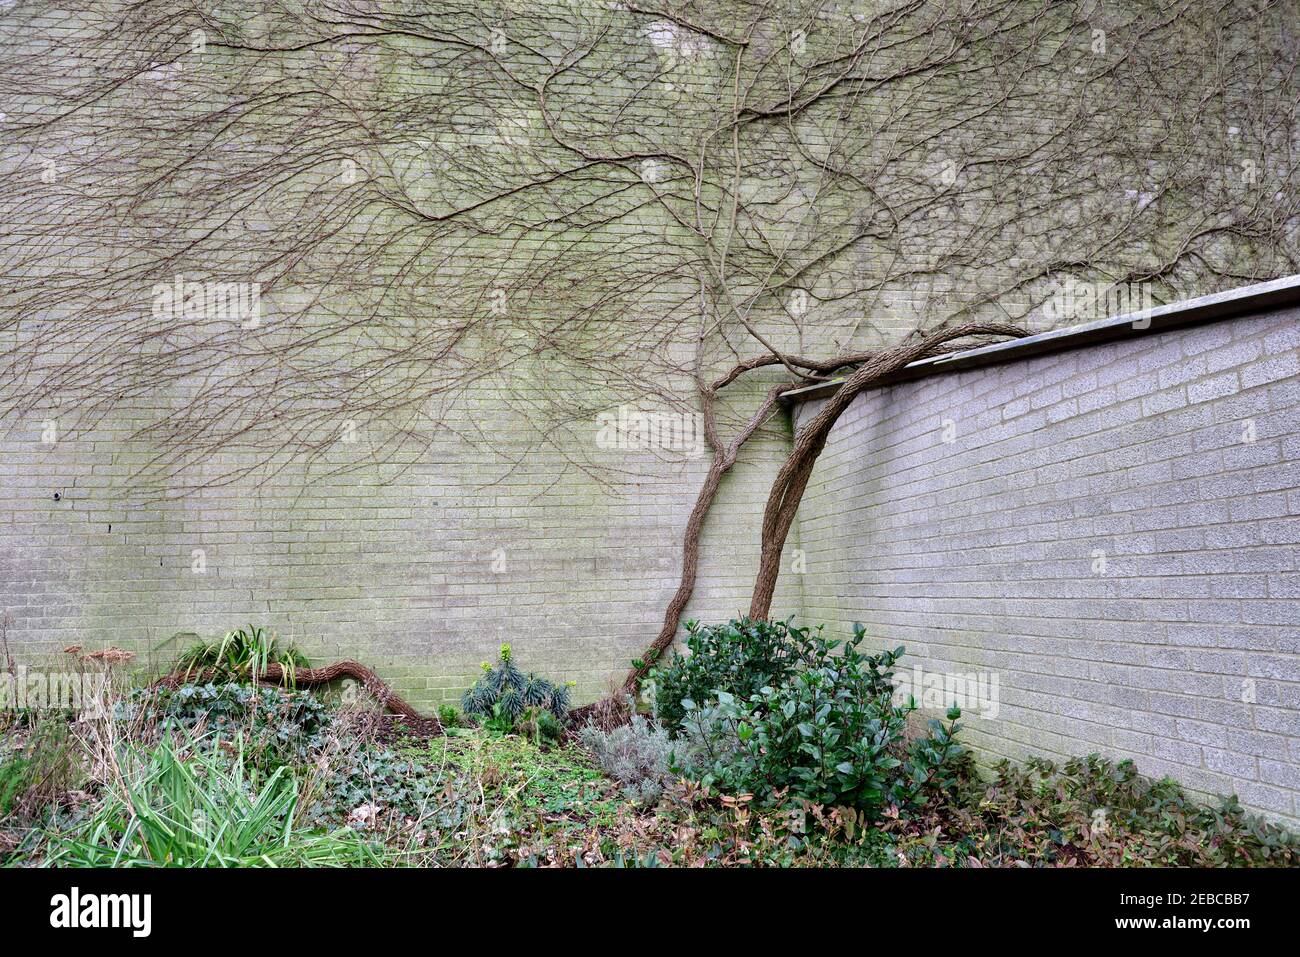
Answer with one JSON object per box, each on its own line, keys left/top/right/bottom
{"left": 780, "top": 274, "right": 1300, "bottom": 406}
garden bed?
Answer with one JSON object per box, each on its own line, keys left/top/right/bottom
{"left": 0, "top": 620, "right": 1295, "bottom": 868}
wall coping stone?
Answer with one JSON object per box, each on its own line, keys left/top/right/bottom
{"left": 781, "top": 274, "right": 1300, "bottom": 406}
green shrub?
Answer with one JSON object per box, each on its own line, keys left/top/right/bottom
{"left": 462, "top": 644, "right": 571, "bottom": 723}
{"left": 671, "top": 628, "right": 961, "bottom": 817}
{"left": 654, "top": 617, "right": 901, "bottom": 734}
{"left": 175, "top": 625, "right": 308, "bottom": 685}
{"left": 654, "top": 617, "right": 801, "bottom": 734}
{"left": 44, "top": 734, "right": 390, "bottom": 867}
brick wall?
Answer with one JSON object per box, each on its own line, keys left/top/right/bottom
{"left": 0, "top": 375, "right": 799, "bottom": 707}
{"left": 791, "top": 302, "right": 1300, "bottom": 825}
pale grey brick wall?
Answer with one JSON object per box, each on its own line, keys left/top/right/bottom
{"left": 791, "top": 303, "right": 1300, "bottom": 826}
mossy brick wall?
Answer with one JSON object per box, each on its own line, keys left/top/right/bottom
{"left": 792, "top": 303, "right": 1300, "bottom": 827}
{"left": 0, "top": 374, "right": 801, "bottom": 706}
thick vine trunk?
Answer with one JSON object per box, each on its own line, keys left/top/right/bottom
{"left": 155, "top": 659, "right": 442, "bottom": 733}
{"left": 569, "top": 382, "right": 794, "bottom": 727}
{"left": 574, "top": 322, "right": 1023, "bottom": 727}
{"left": 748, "top": 322, "right": 1024, "bottom": 619}
{"left": 619, "top": 386, "right": 793, "bottom": 688}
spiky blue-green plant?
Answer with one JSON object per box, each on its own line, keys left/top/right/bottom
{"left": 462, "top": 644, "right": 570, "bottom": 722}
